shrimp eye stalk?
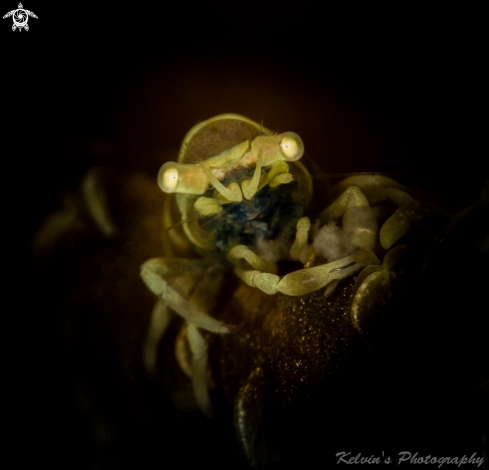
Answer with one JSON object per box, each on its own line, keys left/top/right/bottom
{"left": 279, "top": 132, "right": 304, "bottom": 162}
{"left": 158, "top": 162, "right": 209, "bottom": 195}
{"left": 158, "top": 163, "right": 180, "bottom": 193}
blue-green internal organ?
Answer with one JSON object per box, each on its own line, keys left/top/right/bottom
{"left": 198, "top": 167, "right": 305, "bottom": 252}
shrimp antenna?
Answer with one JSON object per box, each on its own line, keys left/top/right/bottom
{"left": 301, "top": 152, "right": 426, "bottom": 181}
{"left": 165, "top": 212, "right": 201, "bottom": 232}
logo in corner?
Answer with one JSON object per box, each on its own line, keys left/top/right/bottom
{"left": 3, "top": 3, "right": 38, "bottom": 31}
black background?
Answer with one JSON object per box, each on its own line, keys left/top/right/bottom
{"left": 3, "top": 2, "right": 487, "bottom": 469}
{"left": 4, "top": 2, "right": 486, "bottom": 231}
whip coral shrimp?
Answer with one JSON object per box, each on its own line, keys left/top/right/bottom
{"left": 140, "top": 114, "right": 451, "bottom": 465}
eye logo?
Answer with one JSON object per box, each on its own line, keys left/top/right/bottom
{"left": 3, "top": 3, "right": 38, "bottom": 32}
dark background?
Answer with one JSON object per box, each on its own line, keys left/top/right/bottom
{"left": 5, "top": 3, "right": 486, "bottom": 231}
{"left": 3, "top": 2, "right": 487, "bottom": 469}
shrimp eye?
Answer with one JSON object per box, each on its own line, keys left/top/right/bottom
{"left": 280, "top": 132, "right": 304, "bottom": 161}
{"left": 158, "top": 163, "right": 180, "bottom": 193}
